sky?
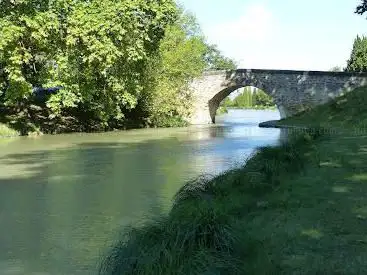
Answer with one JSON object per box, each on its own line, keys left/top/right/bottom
{"left": 179, "top": 0, "right": 367, "bottom": 71}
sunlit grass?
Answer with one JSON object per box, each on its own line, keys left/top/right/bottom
{"left": 301, "top": 229, "right": 324, "bottom": 239}
{"left": 99, "top": 200, "right": 244, "bottom": 275}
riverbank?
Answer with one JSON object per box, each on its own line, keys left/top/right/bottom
{"left": 99, "top": 129, "right": 324, "bottom": 274}
{"left": 217, "top": 106, "right": 277, "bottom": 115}
{"left": 0, "top": 105, "right": 275, "bottom": 138}
{"left": 230, "top": 105, "right": 277, "bottom": 110}
{"left": 258, "top": 119, "right": 310, "bottom": 131}
{"left": 100, "top": 86, "right": 367, "bottom": 274}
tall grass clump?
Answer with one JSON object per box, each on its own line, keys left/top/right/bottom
{"left": 99, "top": 199, "right": 244, "bottom": 275}
{"left": 235, "top": 127, "right": 325, "bottom": 195}
{"left": 172, "top": 175, "right": 216, "bottom": 206}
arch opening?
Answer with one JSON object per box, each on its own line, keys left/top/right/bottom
{"left": 208, "top": 85, "right": 281, "bottom": 123}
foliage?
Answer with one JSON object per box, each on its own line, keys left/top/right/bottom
{"left": 0, "top": 123, "right": 20, "bottom": 137}
{"left": 346, "top": 35, "right": 367, "bottom": 72}
{"left": 253, "top": 89, "right": 274, "bottom": 107}
{"left": 329, "top": 66, "right": 343, "bottom": 72}
{"left": 0, "top": 1, "right": 236, "bottom": 133}
{"left": 204, "top": 44, "right": 237, "bottom": 70}
{"left": 131, "top": 9, "right": 237, "bottom": 128}
{"left": 219, "top": 87, "right": 275, "bottom": 110}
{"left": 138, "top": 10, "right": 207, "bottom": 127}
{"left": 216, "top": 106, "right": 228, "bottom": 115}
{"left": 230, "top": 87, "right": 253, "bottom": 108}
{"left": 346, "top": 3, "right": 367, "bottom": 72}
{"left": 356, "top": 0, "right": 367, "bottom": 16}
{"left": 0, "top": 0, "right": 176, "bottom": 129}
{"left": 220, "top": 97, "right": 233, "bottom": 107}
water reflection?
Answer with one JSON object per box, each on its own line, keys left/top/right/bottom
{"left": 0, "top": 109, "right": 281, "bottom": 274}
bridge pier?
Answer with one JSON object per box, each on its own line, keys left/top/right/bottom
{"left": 277, "top": 105, "right": 287, "bottom": 119}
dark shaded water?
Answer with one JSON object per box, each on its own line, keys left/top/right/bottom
{"left": 0, "top": 109, "right": 281, "bottom": 274}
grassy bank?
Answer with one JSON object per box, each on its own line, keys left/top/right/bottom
{"left": 99, "top": 129, "right": 326, "bottom": 274}
{"left": 276, "top": 86, "right": 367, "bottom": 131}
{"left": 100, "top": 86, "right": 367, "bottom": 274}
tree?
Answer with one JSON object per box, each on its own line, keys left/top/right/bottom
{"left": 253, "top": 89, "right": 275, "bottom": 107}
{"left": 204, "top": 45, "right": 237, "bottom": 70}
{"left": 233, "top": 90, "right": 247, "bottom": 107}
{"left": 356, "top": 0, "right": 367, "bottom": 16}
{"left": 346, "top": 35, "right": 367, "bottom": 72}
{"left": 245, "top": 87, "right": 253, "bottom": 107}
{"left": 329, "top": 66, "right": 342, "bottom": 72}
{"left": 345, "top": 2, "right": 367, "bottom": 73}
{"left": 227, "top": 87, "right": 254, "bottom": 108}
{"left": 0, "top": 0, "right": 177, "bottom": 122}
{"left": 240, "top": 87, "right": 252, "bottom": 108}
{"left": 220, "top": 97, "right": 233, "bottom": 107}
{"left": 0, "top": 0, "right": 237, "bottom": 132}
{"left": 135, "top": 8, "right": 211, "bottom": 127}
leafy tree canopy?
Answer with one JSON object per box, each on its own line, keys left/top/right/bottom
{"left": 0, "top": 0, "right": 237, "bottom": 132}
{"left": 204, "top": 45, "right": 237, "bottom": 70}
{"left": 0, "top": 0, "right": 177, "bottom": 121}
{"left": 356, "top": 0, "right": 367, "bottom": 16}
{"left": 220, "top": 87, "right": 274, "bottom": 109}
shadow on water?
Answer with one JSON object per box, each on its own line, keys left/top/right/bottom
{"left": 0, "top": 137, "right": 198, "bottom": 275}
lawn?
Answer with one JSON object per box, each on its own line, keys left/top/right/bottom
{"left": 251, "top": 86, "right": 367, "bottom": 274}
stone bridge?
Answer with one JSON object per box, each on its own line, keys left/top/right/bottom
{"left": 188, "top": 69, "right": 367, "bottom": 124}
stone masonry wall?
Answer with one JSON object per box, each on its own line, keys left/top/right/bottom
{"left": 188, "top": 69, "right": 367, "bottom": 124}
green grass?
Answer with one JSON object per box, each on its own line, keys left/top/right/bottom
{"left": 0, "top": 123, "right": 20, "bottom": 138}
{"left": 276, "top": 86, "right": 367, "bottom": 132}
{"left": 100, "top": 87, "right": 367, "bottom": 274}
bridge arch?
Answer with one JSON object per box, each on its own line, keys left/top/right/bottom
{"left": 188, "top": 69, "right": 367, "bottom": 125}
{"left": 208, "top": 85, "right": 282, "bottom": 124}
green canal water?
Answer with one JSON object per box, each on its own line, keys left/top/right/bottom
{"left": 0, "top": 109, "right": 282, "bottom": 274}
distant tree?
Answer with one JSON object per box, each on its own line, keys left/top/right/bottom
{"left": 233, "top": 92, "right": 245, "bottom": 107}
{"left": 220, "top": 97, "right": 233, "bottom": 107}
{"left": 346, "top": 35, "right": 367, "bottom": 72}
{"left": 231, "top": 88, "right": 249, "bottom": 108}
{"left": 204, "top": 45, "right": 237, "bottom": 70}
{"left": 329, "top": 66, "right": 342, "bottom": 72}
{"left": 253, "top": 89, "right": 274, "bottom": 107}
{"left": 246, "top": 87, "right": 253, "bottom": 107}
